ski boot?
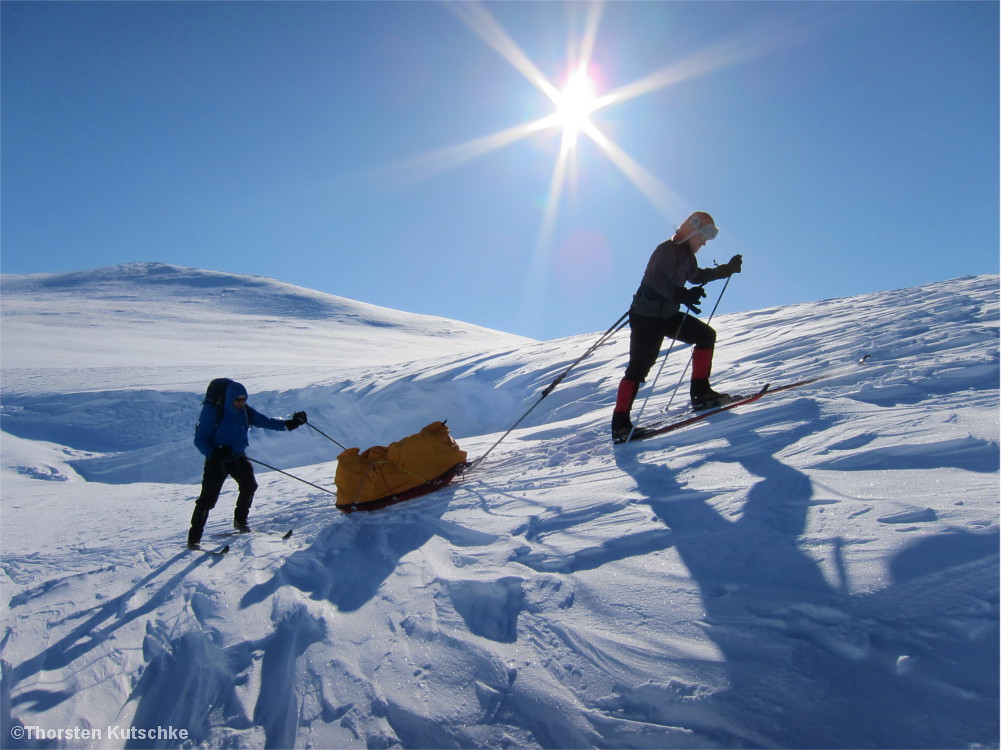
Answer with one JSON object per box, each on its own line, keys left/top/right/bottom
{"left": 611, "top": 411, "right": 634, "bottom": 444}
{"left": 690, "top": 379, "right": 734, "bottom": 411}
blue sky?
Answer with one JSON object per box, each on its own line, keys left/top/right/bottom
{"left": 2, "top": 1, "right": 998, "bottom": 341}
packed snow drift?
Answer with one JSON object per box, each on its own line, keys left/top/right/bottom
{"left": 1, "top": 264, "right": 998, "bottom": 749}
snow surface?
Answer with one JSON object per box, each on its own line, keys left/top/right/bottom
{"left": 1, "top": 266, "right": 998, "bottom": 749}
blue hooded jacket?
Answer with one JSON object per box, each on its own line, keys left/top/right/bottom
{"left": 193, "top": 380, "right": 288, "bottom": 458}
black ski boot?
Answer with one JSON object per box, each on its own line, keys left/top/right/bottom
{"left": 611, "top": 411, "right": 634, "bottom": 443}
{"left": 187, "top": 505, "right": 210, "bottom": 549}
{"left": 690, "top": 379, "right": 732, "bottom": 411}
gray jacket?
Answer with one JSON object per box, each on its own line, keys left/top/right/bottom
{"left": 630, "top": 239, "right": 729, "bottom": 318}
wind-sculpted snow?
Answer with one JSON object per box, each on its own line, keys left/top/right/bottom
{"left": 1, "top": 270, "right": 997, "bottom": 748}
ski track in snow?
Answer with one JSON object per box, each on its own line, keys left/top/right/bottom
{"left": 1, "top": 267, "right": 998, "bottom": 749}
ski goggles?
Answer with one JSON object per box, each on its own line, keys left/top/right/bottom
{"left": 697, "top": 224, "right": 719, "bottom": 241}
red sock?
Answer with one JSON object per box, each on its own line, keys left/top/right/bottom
{"left": 692, "top": 347, "right": 714, "bottom": 381}
{"left": 615, "top": 378, "right": 639, "bottom": 413}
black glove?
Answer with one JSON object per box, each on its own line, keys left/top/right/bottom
{"left": 285, "top": 411, "right": 308, "bottom": 431}
{"left": 676, "top": 285, "right": 706, "bottom": 314}
{"left": 210, "top": 446, "right": 233, "bottom": 461}
{"left": 721, "top": 253, "right": 743, "bottom": 276}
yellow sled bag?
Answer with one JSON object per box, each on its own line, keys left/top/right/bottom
{"left": 334, "top": 421, "right": 467, "bottom": 512}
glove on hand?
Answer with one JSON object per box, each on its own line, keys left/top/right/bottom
{"left": 285, "top": 411, "right": 308, "bottom": 431}
{"left": 211, "top": 446, "right": 233, "bottom": 461}
{"left": 677, "top": 285, "right": 706, "bottom": 314}
{"left": 722, "top": 253, "right": 743, "bottom": 276}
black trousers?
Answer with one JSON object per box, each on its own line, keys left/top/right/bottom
{"left": 624, "top": 312, "right": 717, "bottom": 382}
{"left": 188, "top": 456, "right": 258, "bottom": 544}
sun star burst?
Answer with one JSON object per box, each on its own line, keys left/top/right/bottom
{"left": 375, "top": 1, "right": 813, "bottom": 323}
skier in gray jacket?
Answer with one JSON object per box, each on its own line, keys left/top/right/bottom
{"left": 612, "top": 211, "right": 742, "bottom": 442}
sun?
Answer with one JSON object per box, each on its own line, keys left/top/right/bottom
{"left": 553, "top": 68, "right": 598, "bottom": 143}
{"left": 398, "top": 2, "right": 806, "bottom": 222}
{"left": 381, "top": 1, "right": 819, "bottom": 326}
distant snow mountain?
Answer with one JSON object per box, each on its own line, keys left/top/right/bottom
{"left": 0, "top": 262, "right": 532, "bottom": 393}
{"left": 0, "top": 262, "right": 531, "bottom": 483}
{"left": 1, "top": 270, "right": 997, "bottom": 749}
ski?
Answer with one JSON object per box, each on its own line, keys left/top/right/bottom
{"left": 614, "top": 355, "right": 871, "bottom": 445}
{"left": 757, "top": 354, "right": 870, "bottom": 397}
{"left": 615, "top": 384, "right": 770, "bottom": 444}
{"left": 213, "top": 528, "right": 293, "bottom": 540}
{"left": 188, "top": 543, "right": 230, "bottom": 556}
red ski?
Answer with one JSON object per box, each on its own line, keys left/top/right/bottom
{"left": 615, "top": 385, "right": 770, "bottom": 444}
{"left": 614, "top": 355, "right": 870, "bottom": 445}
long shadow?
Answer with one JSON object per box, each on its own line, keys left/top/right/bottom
{"left": 464, "top": 473, "right": 677, "bottom": 574}
{"left": 241, "top": 493, "right": 457, "bottom": 613}
{"left": 613, "top": 400, "right": 998, "bottom": 747}
{"left": 7, "top": 551, "right": 223, "bottom": 713}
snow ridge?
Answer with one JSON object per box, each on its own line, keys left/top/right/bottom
{"left": 0, "top": 262, "right": 532, "bottom": 384}
{"left": 1, "top": 270, "right": 998, "bottom": 748}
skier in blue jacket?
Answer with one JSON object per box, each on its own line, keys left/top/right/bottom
{"left": 188, "top": 380, "right": 307, "bottom": 549}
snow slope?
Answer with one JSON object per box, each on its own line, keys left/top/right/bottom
{"left": 0, "top": 262, "right": 533, "bottom": 394}
{"left": 1, "top": 268, "right": 998, "bottom": 749}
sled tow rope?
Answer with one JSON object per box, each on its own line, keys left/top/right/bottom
{"left": 471, "top": 310, "right": 630, "bottom": 469}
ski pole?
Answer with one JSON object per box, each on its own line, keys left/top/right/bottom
{"left": 539, "top": 310, "right": 630, "bottom": 399}
{"left": 246, "top": 456, "right": 339, "bottom": 497}
{"left": 706, "top": 272, "right": 732, "bottom": 323}
{"left": 305, "top": 422, "right": 348, "bottom": 451}
{"left": 661, "top": 272, "right": 734, "bottom": 414}
{"left": 473, "top": 310, "right": 630, "bottom": 468}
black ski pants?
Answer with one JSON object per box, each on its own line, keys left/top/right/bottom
{"left": 624, "top": 311, "right": 716, "bottom": 382}
{"left": 188, "top": 456, "right": 258, "bottom": 544}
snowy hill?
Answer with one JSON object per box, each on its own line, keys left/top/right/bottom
{"left": 0, "top": 262, "right": 533, "bottom": 394}
{"left": 1, "top": 269, "right": 998, "bottom": 749}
